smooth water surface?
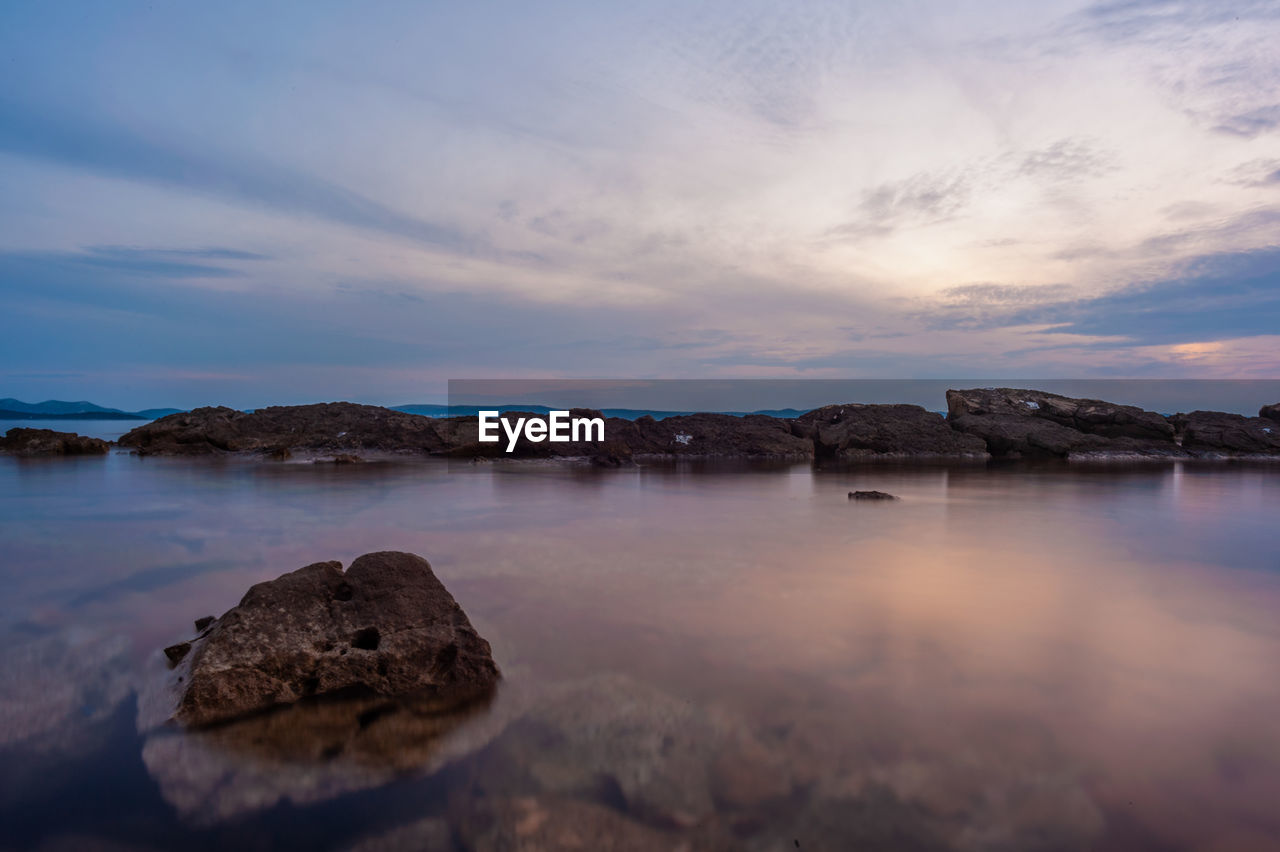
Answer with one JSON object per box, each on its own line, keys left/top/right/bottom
{"left": 1, "top": 453, "right": 1278, "bottom": 850}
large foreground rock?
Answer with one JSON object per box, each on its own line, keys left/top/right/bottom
{"left": 0, "top": 427, "right": 109, "bottom": 456}
{"left": 166, "top": 551, "right": 499, "bottom": 727}
{"left": 946, "top": 389, "right": 1183, "bottom": 459}
{"left": 796, "top": 404, "right": 987, "bottom": 460}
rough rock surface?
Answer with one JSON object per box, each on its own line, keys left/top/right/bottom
{"left": 118, "top": 403, "right": 453, "bottom": 456}
{"left": 1172, "top": 410, "right": 1280, "bottom": 455}
{"left": 168, "top": 551, "right": 499, "bottom": 727}
{"left": 0, "top": 427, "right": 109, "bottom": 456}
{"left": 623, "top": 412, "right": 813, "bottom": 458}
{"left": 947, "top": 388, "right": 1174, "bottom": 441}
{"left": 797, "top": 404, "right": 987, "bottom": 459}
{"left": 1261, "top": 403, "right": 1280, "bottom": 424}
{"left": 946, "top": 389, "right": 1183, "bottom": 459}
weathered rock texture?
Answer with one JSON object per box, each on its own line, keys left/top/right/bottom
{"left": 118, "top": 403, "right": 455, "bottom": 456}
{"left": 946, "top": 388, "right": 1185, "bottom": 459}
{"left": 797, "top": 404, "right": 987, "bottom": 459}
{"left": 0, "top": 427, "right": 109, "bottom": 456}
{"left": 1171, "top": 410, "right": 1280, "bottom": 455}
{"left": 169, "top": 551, "right": 499, "bottom": 727}
{"left": 115, "top": 392, "right": 1280, "bottom": 462}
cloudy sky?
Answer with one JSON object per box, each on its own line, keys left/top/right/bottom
{"left": 2, "top": 1, "right": 1279, "bottom": 407}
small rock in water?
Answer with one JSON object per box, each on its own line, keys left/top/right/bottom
{"left": 162, "top": 551, "right": 499, "bottom": 727}
{"left": 163, "top": 642, "right": 191, "bottom": 665}
{"left": 848, "top": 490, "right": 899, "bottom": 501}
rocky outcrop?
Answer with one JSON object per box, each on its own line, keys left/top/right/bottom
{"left": 162, "top": 551, "right": 499, "bottom": 727}
{"left": 797, "top": 404, "right": 987, "bottom": 459}
{"left": 947, "top": 388, "right": 1175, "bottom": 441}
{"left": 849, "top": 490, "right": 898, "bottom": 501}
{"left": 0, "top": 427, "right": 109, "bottom": 456}
{"left": 622, "top": 412, "right": 813, "bottom": 458}
{"left": 1260, "top": 403, "right": 1280, "bottom": 423}
{"left": 112, "top": 393, "right": 1280, "bottom": 462}
{"left": 946, "top": 389, "right": 1184, "bottom": 459}
{"left": 1172, "top": 410, "right": 1280, "bottom": 455}
{"left": 118, "top": 403, "right": 453, "bottom": 456}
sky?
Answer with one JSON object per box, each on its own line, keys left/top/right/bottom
{"left": 1, "top": 0, "right": 1279, "bottom": 408}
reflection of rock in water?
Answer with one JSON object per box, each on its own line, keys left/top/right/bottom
{"left": 141, "top": 687, "right": 507, "bottom": 826}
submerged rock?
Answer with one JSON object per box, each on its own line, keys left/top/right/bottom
{"left": 162, "top": 551, "right": 499, "bottom": 727}
{"left": 0, "top": 427, "right": 109, "bottom": 456}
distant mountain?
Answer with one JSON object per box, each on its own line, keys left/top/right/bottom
{"left": 0, "top": 399, "right": 183, "bottom": 420}
{"left": 391, "top": 404, "right": 806, "bottom": 420}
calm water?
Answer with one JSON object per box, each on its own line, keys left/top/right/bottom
{"left": 1, "top": 453, "right": 1279, "bottom": 850}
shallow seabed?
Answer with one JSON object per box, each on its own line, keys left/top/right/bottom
{"left": 1, "top": 454, "right": 1278, "bottom": 850}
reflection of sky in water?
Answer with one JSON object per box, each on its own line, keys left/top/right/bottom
{"left": 1, "top": 456, "right": 1279, "bottom": 849}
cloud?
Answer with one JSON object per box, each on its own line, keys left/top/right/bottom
{"left": 0, "top": 96, "right": 484, "bottom": 255}
{"left": 1016, "top": 139, "right": 1116, "bottom": 182}
{"left": 924, "top": 246, "right": 1280, "bottom": 346}
{"left": 829, "top": 170, "right": 972, "bottom": 239}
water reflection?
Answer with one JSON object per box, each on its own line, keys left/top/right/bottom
{"left": 1, "top": 456, "right": 1279, "bottom": 849}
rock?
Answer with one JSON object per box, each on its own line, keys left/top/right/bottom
{"left": 1261, "top": 403, "right": 1280, "bottom": 423}
{"left": 118, "top": 403, "right": 452, "bottom": 456}
{"left": 163, "top": 551, "right": 499, "bottom": 727}
{"left": 946, "top": 389, "right": 1183, "bottom": 459}
{"left": 798, "top": 404, "right": 987, "bottom": 460}
{"left": 452, "top": 796, "right": 692, "bottom": 852}
{"left": 193, "top": 615, "right": 216, "bottom": 632}
{"left": 0, "top": 427, "right": 109, "bottom": 456}
{"left": 1173, "top": 411, "right": 1280, "bottom": 455}
{"left": 848, "top": 491, "right": 898, "bottom": 501}
{"left": 946, "top": 388, "right": 1174, "bottom": 441}
{"left": 163, "top": 641, "right": 191, "bottom": 664}
{"left": 622, "top": 413, "right": 813, "bottom": 458}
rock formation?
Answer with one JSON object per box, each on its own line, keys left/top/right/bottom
{"left": 1257, "top": 402, "right": 1279, "bottom": 424}
{"left": 117, "top": 403, "right": 453, "bottom": 456}
{"left": 946, "top": 388, "right": 1185, "bottom": 459}
{"left": 0, "top": 427, "right": 109, "bottom": 456}
{"left": 111, "top": 391, "right": 1280, "bottom": 462}
{"left": 797, "top": 404, "right": 987, "bottom": 459}
{"left": 1171, "top": 410, "right": 1280, "bottom": 455}
{"left": 162, "top": 551, "right": 499, "bottom": 727}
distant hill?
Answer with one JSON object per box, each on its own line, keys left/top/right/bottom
{"left": 392, "top": 404, "right": 806, "bottom": 420}
{"left": 0, "top": 399, "right": 183, "bottom": 420}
